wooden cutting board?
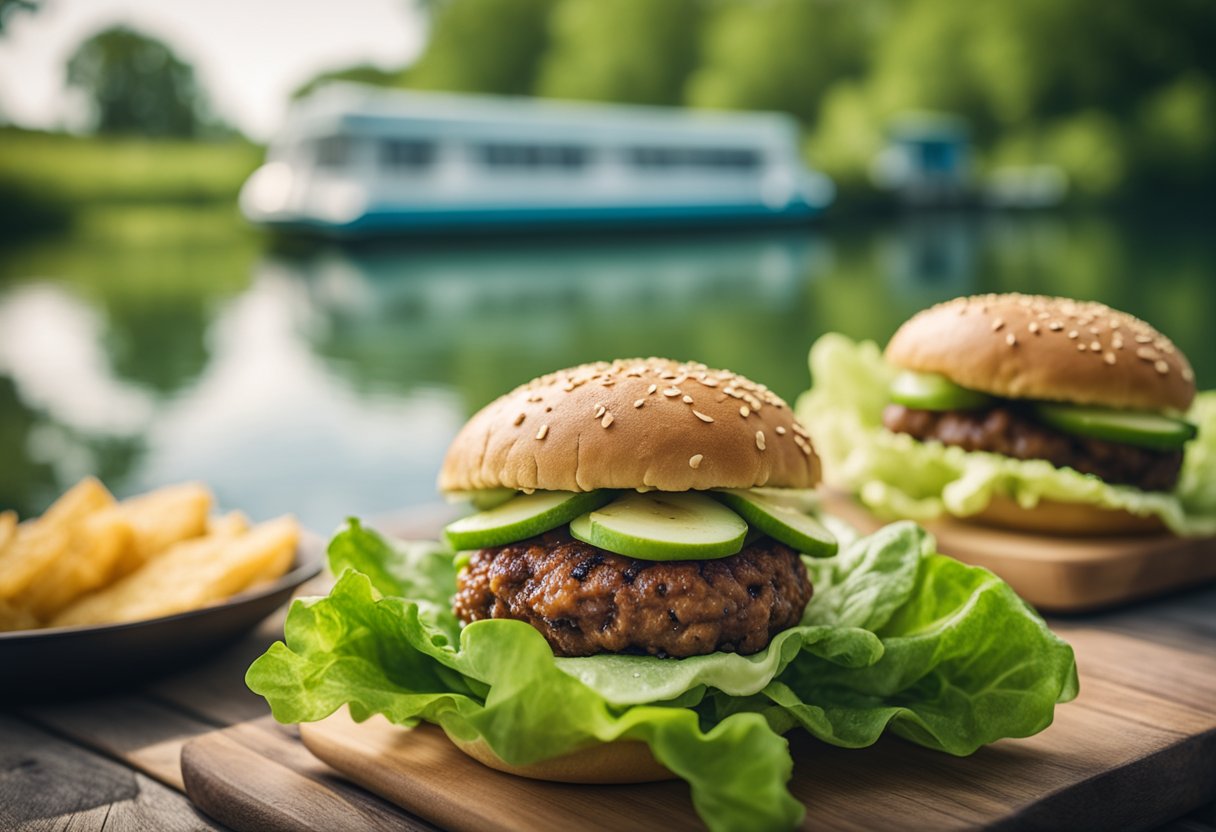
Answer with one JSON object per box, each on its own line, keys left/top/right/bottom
{"left": 181, "top": 626, "right": 1216, "bottom": 832}
{"left": 821, "top": 495, "right": 1216, "bottom": 613}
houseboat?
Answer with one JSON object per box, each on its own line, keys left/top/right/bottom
{"left": 240, "top": 85, "right": 834, "bottom": 236}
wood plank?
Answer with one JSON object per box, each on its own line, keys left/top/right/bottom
{"left": 822, "top": 494, "right": 1216, "bottom": 613}
{"left": 181, "top": 718, "right": 435, "bottom": 832}
{"left": 19, "top": 695, "right": 214, "bottom": 790}
{"left": 0, "top": 715, "right": 223, "bottom": 832}
{"left": 173, "top": 627, "right": 1216, "bottom": 832}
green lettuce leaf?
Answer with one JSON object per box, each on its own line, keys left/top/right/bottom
{"left": 795, "top": 333, "right": 1216, "bottom": 535}
{"left": 247, "top": 519, "right": 1077, "bottom": 832}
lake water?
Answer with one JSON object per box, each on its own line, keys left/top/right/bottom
{"left": 1, "top": 210, "right": 1212, "bottom": 531}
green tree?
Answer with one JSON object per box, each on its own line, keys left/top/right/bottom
{"left": 65, "top": 26, "right": 218, "bottom": 138}
{"left": 536, "top": 0, "right": 704, "bottom": 106}
{"left": 0, "top": 0, "right": 39, "bottom": 35}
{"left": 292, "top": 63, "right": 408, "bottom": 100}
{"left": 686, "top": 0, "right": 873, "bottom": 123}
{"left": 407, "top": 0, "right": 557, "bottom": 95}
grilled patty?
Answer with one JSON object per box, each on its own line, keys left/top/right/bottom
{"left": 883, "top": 404, "right": 1183, "bottom": 491}
{"left": 453, "top": 530, "right": 812, "bottom": 658}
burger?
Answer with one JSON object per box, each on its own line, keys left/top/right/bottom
{"left": 249, "top": 356, "right": 1079, "bottom": 832}
{"left": 439, "top": 357, "right": 834, "bottom": 665}
{"left": 798, "top": 293, "right": 1215, "bottom": 536}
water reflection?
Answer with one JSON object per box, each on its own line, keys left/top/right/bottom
{"left": 0, "top": 213, "right": 1212, "bottom": 529}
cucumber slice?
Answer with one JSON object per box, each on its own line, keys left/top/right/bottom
{"left": 444, "top": 490, "right": 613, "bottom": 550}
{"left": 714, "top": 489, "right": 837, "bottom": 557}
{"left": 1034, "top": 404, "right": 1198, "bottom": 451}
{"left": 890, "top": 370, "right": 994, "bottom": 411}
{"left": 469, "top": 488, "right": 517, "bottom": 511}
{"left": 569, "top": 492, "right": 747, "bottom": 561}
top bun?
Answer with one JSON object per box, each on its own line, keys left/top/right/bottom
{"left": 439, "top": 358, "right": 820, "bottom": 493}
{"left": 885, "top": 294, "right": 1195, "bottom": 413}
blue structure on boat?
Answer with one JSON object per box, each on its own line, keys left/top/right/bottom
{"left": 240, "top": 85, "right": 834, "bottom": 236}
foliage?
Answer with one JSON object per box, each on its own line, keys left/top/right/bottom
{"left": 407, "top": 0, "right": 557, "bottom": 95}
{"left": 65, "top": 26, "right": 225, "bottom": 138}
{"left": 0, "top": 0, "right": 38, "bottom": 35}
{"left": 379, "top": 0, "right": 1216, "bottom": 203}
{"left": 291, "top": 63, "right": 408, "bottom": 100}
{"left": 536, "top": 0, "right": 704, "bottom": 106}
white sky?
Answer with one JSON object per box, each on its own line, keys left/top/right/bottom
{"left": 0, "top": 0, "right": 427, "bottom": 140}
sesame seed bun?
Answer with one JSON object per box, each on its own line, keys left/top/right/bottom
{"left": 451, "top": 736, "right": 675, "bottom": 784}
{"left": 969, "top": 496, "right": 1165, "bottom": 536}
{"left": 885, "top": 294, "right": 1196, "bottom": 413}
{"left": 438, "top": 358, "right": 820, "bottom": 493}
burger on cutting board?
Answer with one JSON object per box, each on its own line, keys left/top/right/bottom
{"left": 249, "top": 358, "right": 1076, "bottom": 832}
{"left": 798, "top": 294, "right": 1216, "bottom": 537}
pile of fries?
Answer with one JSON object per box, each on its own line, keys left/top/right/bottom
{"left": 0, "top": 478, "right": 300, "bottom": 631}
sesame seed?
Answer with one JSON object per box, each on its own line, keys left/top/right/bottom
{"left": 595, "top": 405, "right": 606, "bottom": 418}
{"left": 1089, "top": 340, "right": 1101, "bottom": 352}
{"left": 536, "top": 425, "right": 549, "bottom": 440}
{"left": 514, "top": 412, "right": 526, "bottom": 426}
{"left": 1068, "top": 330, "right": 1079, "bottom": 339}
{"left": 663, "top": 388, "right": 681, "bottom": 397}
{"left": 701, "top": 378, "right": 718, "bottom": 388}
{"left": 1155, "top": 360, "right": 1170, "bottom": 375}
{"left": 633, "top": 399, "right": 644, "bottom": 408}
{"left": 1028, "top": 322, "right": 1040, "bottom": 334}
{"left": 992, "top": 319, "right": 1005, "bottom": 332}
{"left": 601, "top": 413, "right": 614, "bottom": 428}
{"left": 682, "top": 395, "right": 693, "bottom": 404}
{"left": 775, "top": 426, "right": 787, "bottom": 435}
{"left": 647, "top": 384, "right": 658, "bottom": 395}
{"left": 689, "top": 454, "right": 703, "bottom": 469}
{"left": 1183, "top": 367, "right": 1195, "bottom": 382}
{"left": 1113, "top": 335, "right": 1124, "bottom": 350}
{"left": 740, "top": 405, "right": 750, "bottom": 418}
{"left": 1006, "top": 334, "right": 1018, "bottom": 347}
{"left": 1049, "top": 321, "right": 1063, "bottom": 331}
{"left": 1136, "top": 335, "right": 1153, "bottom": 344}
{"left": 756, "top": 431, "right": 766, "bottom": 451}
{"left": 1077, "top": 344, "right": 1087, "bottom": 352}
{"left": 1088, "top": 327, "right": 1100, "bottom": 335}
{"left": 1137, "top": 347, "right": 1159, "bottom": 361}
{"left": 1104, "top": 352, "right": 1116, "bottom": 365}
{"left": 693, "top": 410, "right": 714, "bottom": 423}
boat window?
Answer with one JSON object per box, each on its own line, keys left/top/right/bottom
{"left": 627, "top": 147, "right": 761, "bottom": 170}
{"left": 478, "top": 144, "right": 588, "bottom": 168}
{"left": 382, "top": 139, "right": 436, "bottom": 170}
{"left": 314, "top": 136, "right": 350, "bottom": 168}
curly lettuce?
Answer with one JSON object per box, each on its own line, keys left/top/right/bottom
{"left": 248, "top": 519, "right": 1076, "bottom": 832}
{"left": 795, "top": 333, "right": 1216, "bottom": 536}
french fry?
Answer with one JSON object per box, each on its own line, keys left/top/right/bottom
{"left": 0, "top": 598, "right": 38, "bottom": 632}
{"left": 22, "top": 509, "right": 132, "bottom": 622}
{"left": 52, "top": 514, "right": 297, "bottom": 628}
{"left": 111, "top": 482, "right": 212, "bottom": 576}
{"left": 0, "top": 510, "right": 16, "bottom": 552}
{"left": 0, "top": 478, "right": 114, "bottom": 602}
{"left": 207, "top": 511, "right": 251, "bottom": 537}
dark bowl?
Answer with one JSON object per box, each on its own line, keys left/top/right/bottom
{"left": 0, "top": 532, "right": 324, "bottom": 701}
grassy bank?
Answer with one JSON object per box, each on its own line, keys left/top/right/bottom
{"left": 0, "top": 127, "right": 263, "bottom": 206}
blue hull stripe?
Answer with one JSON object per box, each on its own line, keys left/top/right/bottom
{"left": 261, "top": 201, "right": 823, "bottom": 235}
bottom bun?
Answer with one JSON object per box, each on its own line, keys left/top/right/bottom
{"left": 968, "top": 495, "right": 1165, "bottom": 536}
{"left": 451, "top": 735, "right": 676, "bottom": 784}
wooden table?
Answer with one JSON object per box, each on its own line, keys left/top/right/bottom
{"left": 4, "top": 511, "right": 1216, "bottom": 832}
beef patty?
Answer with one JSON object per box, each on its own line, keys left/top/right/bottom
{"left": 453, "top": 530, "right": 812, "bottom": 658}
{"left": 883, "top": 404, "right": 1183, "bottom": 492}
